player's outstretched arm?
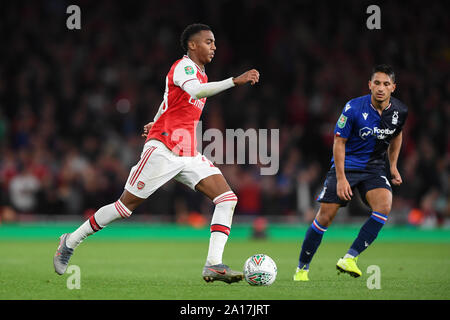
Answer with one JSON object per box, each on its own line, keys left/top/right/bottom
{"left": 183, "top": 69, "right": 260, "bottom": 100}
{"left": 333, "top": 136, "right": 353, "bottom": 201}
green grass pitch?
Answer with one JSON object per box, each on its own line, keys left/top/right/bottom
{"left": 1, "top": 223, "right": 449, "bottom": 300}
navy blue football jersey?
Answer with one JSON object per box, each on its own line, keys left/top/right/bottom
{"left": 331, "top": 94, "right": 408, "bottom": 172}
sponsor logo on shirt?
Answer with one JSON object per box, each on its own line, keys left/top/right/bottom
{"left": 188, "top": 97, "right": 206, "bottom": 110}
{"left": 359, "top": 127, "right": 373, "bottom": 140}
{"left": 359, "top": 127, "right": 396, "bottom": 140}
{"left": 373, "top": 127, "right": 396, "bottom": 139}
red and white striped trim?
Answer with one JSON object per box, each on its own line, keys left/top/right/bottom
{"left": 114, "top": 200, "right": 132, "bottom": 219}
{"left": 89, "top": 215, "right": 102, "bottom": 232}
{"left": 312, "top": 219, "right": 327, "bottom": 233}
{"left": 210, "top": 224, "right": 231, "bottom": 236}
{"left": 372, "top": 212, "right": 387, "bottom": 222}
{"left": 213, "top": 191, "right": 238, "bottom": 205}
{"left": 129, "top": 146, "right": 156, "bottom": 186}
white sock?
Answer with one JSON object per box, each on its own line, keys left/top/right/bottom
{"left": 205, "top": 191, "right": 238, "bottom": 266}
{"left": 66, "top": 200, "right": 132, "bottom": 249}
{"left": 344, "top": 253, "right": 355, "bottom": 259}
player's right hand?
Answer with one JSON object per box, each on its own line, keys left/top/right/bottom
{"left": 337, "top": 178, "right": 353, "bottom": 201}
{"left": 232, "top": 69, "right": 260, "bottom": 86}
{"left": 141, "top": 122, "right": 154, "bottom": 138}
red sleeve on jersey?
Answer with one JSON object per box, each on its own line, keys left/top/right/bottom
{"left": 146, "top": 57, "right": 208, "bottom": 156}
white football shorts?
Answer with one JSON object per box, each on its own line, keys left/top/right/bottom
{"left": 124, "top": 139, "right": 222, "bottom": 199}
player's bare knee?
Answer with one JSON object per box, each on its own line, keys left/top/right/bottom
{"left": 316, "top": 211, "right": 332, "bottom": 227}
{"left": 316, "top": 215, "right": 332, "bottom": 228}
{"left": 119, "top": 190, "right": 145, "bottom": 212}
{"left": 316, "top": 204, "right": 339, "bottom": 227}
{"left": 372, "top": 203, "right": 391, "bottom": 216}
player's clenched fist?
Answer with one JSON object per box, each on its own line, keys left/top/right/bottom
{"left": 232, "top": 69, "right": 260, "bottom": 86}
{"left": 390, "top": 167, "right": 402, "bottom": 186}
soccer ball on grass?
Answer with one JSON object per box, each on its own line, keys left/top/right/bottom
{"left": 243, "top": 254, "right": 277, "bottom": 286}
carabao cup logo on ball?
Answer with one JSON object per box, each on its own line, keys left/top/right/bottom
{"left": 243, "top": 254, "right": 277, "bottom": 286}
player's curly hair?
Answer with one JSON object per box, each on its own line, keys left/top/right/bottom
{"left": 180, "top": 23, "right": 212, "bottom": 52}
{"left": 371, "top": 64, "right": 396, "bottom": 83}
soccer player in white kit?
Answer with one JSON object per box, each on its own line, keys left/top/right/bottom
{"left": 54, "top": 23, "right": 260, "bottom": 284}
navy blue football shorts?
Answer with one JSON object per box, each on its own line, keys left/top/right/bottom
{"left": 316, "top": 169, "right": 392, "bottom": 207}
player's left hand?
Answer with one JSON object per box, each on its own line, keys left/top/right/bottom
{"left": 141, "top": 122, "right": 154, "bottom": 138}
{"left": 390, "top": 167, "right": 402, "bottom": 186}
{"left": 232, "top": 69, "right": 260, "bottom": 86}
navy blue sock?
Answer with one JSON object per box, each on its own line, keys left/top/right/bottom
{"left": 347, "top": 212, "right": 388, "bottom": 257}
{"left": 298, "top": 219, "right": 328, "bottom": 270}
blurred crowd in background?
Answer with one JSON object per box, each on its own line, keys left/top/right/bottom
{"left": 0, "top": 0, "right": 449, "bottom": 227}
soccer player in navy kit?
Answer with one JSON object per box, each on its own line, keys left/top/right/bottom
{"left": 294, "top": 65, "right": 408, "bottom": 281}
